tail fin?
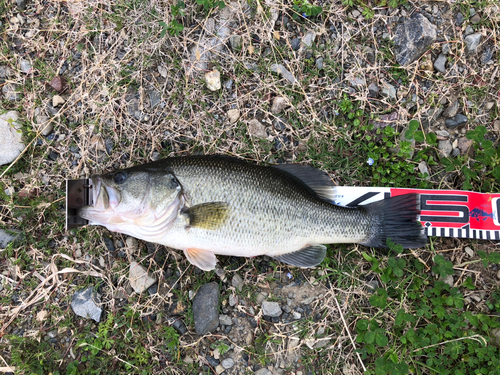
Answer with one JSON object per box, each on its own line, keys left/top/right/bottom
{"left": 361, "top": 194, "right": 427, "bottom": 249}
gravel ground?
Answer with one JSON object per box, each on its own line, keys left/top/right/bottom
{"left": 1, "top": 0, "right": 499, "bottom": 374}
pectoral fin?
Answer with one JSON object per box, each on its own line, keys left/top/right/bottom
{"left": 273, "top": 245, "right": 326, "bottom": 268}
{"left": 184, "top": 248, "right": 218, "bottom": 271}
{"left": 184, "top": 202, "right": 229, "bottom": 230}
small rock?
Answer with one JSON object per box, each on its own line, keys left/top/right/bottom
{"left": 255, "top": 369, "right": 272, "bottom": 375}
{"left": 470, "top": 13, "right": 481, "bottom": 24}
{"left": 262, "top": 301, "right": 282, "bottom": 317}
{"left": 373, "top": 111, "right": 399, "bottom": 129}
{"left": 157, "top": 65, "right": 168, "bottom": 78}
{"left": 213, "top": 347, "right": 221, "bottom": 360}
{"left": 302, "top": 296, "right": 315, "bottom": 305}
{"left": 368, "top": 83, "right": 379, "bottom": 97}
{"left": 422, "top": 107, "right": 443, "bottom": 128}
{"left": 148, "top": 90, "right": 162, "bottom": 109}
{"left": 34, "top": 108, "right": 52, "bottom": 136}
{"left": 485, "top": 102, "right": 495, "bottom": 111}
{"left": 394, "top": 13, "right": 437, "bottom": 66}
{"left": 458, "top": 137, "right": 474, "bottom": 156}
{"left": 302, "top": 31, "right": 316, "bottom": 48}
{"left": 172, "top": 319, "right": 188, "bottom": 335}
{"left": 221, "top": 358, "right": 234, "bottom": 369}
{"left": 494, "top": 120, "right": 500, "bottom": 132}
{"left": 0, "top": 229, "right": 20, "bottom": 249}
{"left": 497, "top": 270, "right": 500, "bottom": 280}
{"left": 0, "top": 111, "right": 24, "bottom": 165}
{"left": 244, "top": 61, "right": 258, "bottom": 71}
{"left": 418, "top": 161, "right": 430, "bottom": 177}
{"left": 229, "top": 35, "right": 242, "bottom": 51}
{"left": 350, "top": 9, "right": 361, "bottom": 18}
{"left": 227, "top": 109, "right": 240, "bottom": 124}
{"left": 16, "top": 0, "right": 27, "bottom": 10}
{"left": 248, "top": 119, "right": 267, "bottom": 138}
{"left": 229, "top": 294, "right": 238, "bottom": 307}
{"left": 71, "top": 287, "right": 102, "bottom": 322}
{"left": 232, "top": 273, "right": 243, "bottom": 292}
{"left": 19, "top": 59, "right": 32, "bottom": 73}
{"left": 314, "top": 338, "right": 330, "bottom": 349}
{"left": 433, "top": 53, "right": 447, "bottom": 73}
{"left": 349, "top": 75, "right": 366, "bottom": 88}
{"left": 464, "top": 33, "right": 482, "bottom": 55}
{"left": 105, "top": 138, "right": 114, "bottom": 154}
{"left": 103, "top": 237, "right": 115, "bottom": 252}
{"left": 246, "top": 332, "right": 253, "bottom": 345}
{"left": 291, "top": 38, "right": 301, "bottom": 51}
{"left": 442, "top": 43, "right": 450, "bottom": 55}
{"left": 126, "top": 237, "right": 138, "bottom": 249}
{"left": 129, "top": 261, "right": 157, "bottom": 293}
{"left": 271, "top": 96, "right": 288, "bottom": 114}
{"left": 215, "top": 364, "right": 225, "bottom": 374}
{"left": 316, "top": 57, "right": 323, "bottom": 70}
{"left": 451, "top": 148, "right": 460, "bottom": 158}
{"left": 436, "top": 130, "right": 450, "bottom": 139}
{"left": 255, "top": 292, "right": 268, "bottom": 304}
{"left": 193, "top": 282, "right": 220, "bottom": 335}
{"left": 270, "top": 63, "right": 296, "bottom": 85}
{"left": 438, "top": 140, "right": 453, "bottom": 158}
{"left": 52, "top": 95, "right": 65, "bottom": 107}
{"left": 482, "top": 48, "right": 493, "bottom": 64}
{"left": 492, "top": 329, "right": 500, "bottom": 346}
{"left": 292, "top": 311, "right": 302, "bottom": 319}
{"left": 441, "top": 274, "right": 454, "bottom": 288}
{"left": 464, "top": 246, "right": 474, "bottom": 257}
{"left": 219, "top": 314, "right": 232, "bottom": 325}
{"left": 273, "top": 117, "right": 287, "bottom": 131}
{"left": 380, "top": 82, "right": 397, "bottom": 100}
{"left": 445, "top": 114, "right": 468, "bottom": 129}
{"left": 2, "top": 83, "right": 21, "bottom": 101}
{"left": 456, "top": 13, "right": 464, "bottom": 25}
{"left": 205, "top": 69, "right": 221, "bottom": 91}
{"left": 443, "top": 101, "right": 459, "bottom": 118}
{"left": 0, "top": 66, "right": 12, "bottom": 78}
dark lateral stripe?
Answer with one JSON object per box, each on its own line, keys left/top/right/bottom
{"left": 432, "top": 228, "right": 437, "bottom": 236}
{"left": 440, "top": 228, "right": 445, "bottom": 237}
{"left": 496, "top": 231, "right": 500, "bottom": 240}
{"left": 486, "top": 231, "right": 491, "bottom": 240}
{"left": 472, "top": 230, "right": 476, "bottom": 239}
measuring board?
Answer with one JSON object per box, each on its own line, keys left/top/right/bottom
{"left": 331, "top": 187, "right": 500, "bottom": 240}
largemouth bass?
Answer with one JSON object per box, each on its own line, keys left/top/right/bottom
{"left": 78, "top": 155, "right": 426, "bottom": 270}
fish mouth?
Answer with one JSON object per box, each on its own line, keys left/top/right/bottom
{"left": 78, "top": 177, "right": 121, "bottom": 220}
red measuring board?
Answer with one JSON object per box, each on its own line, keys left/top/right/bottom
{"left": 331, "top": 187, "right": 500, "bottom": 240}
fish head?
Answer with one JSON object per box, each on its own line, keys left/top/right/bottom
{"left": 78, "top": 168, "right": 183, "bottom": 238}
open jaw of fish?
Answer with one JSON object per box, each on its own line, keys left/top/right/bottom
{"left": 77, "top": 155, "right": 427, "bottom": 271}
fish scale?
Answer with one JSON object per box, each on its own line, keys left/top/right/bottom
{"left": 78, "top": 155, "right": 426, "bottom": 270}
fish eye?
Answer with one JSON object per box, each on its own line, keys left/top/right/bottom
{"left": 113, "top": 172, "right": 127, "bottom": 184}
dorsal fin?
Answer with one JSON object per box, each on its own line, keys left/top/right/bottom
{"left": 273, "top": 164, "right": 336, "bottom": 202}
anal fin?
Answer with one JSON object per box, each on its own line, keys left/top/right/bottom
{"left": 273, "top": 245, "right": 326, "bottom": 268}
{"left": 184, "top": 248, "right": 218, "bottom": 271}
